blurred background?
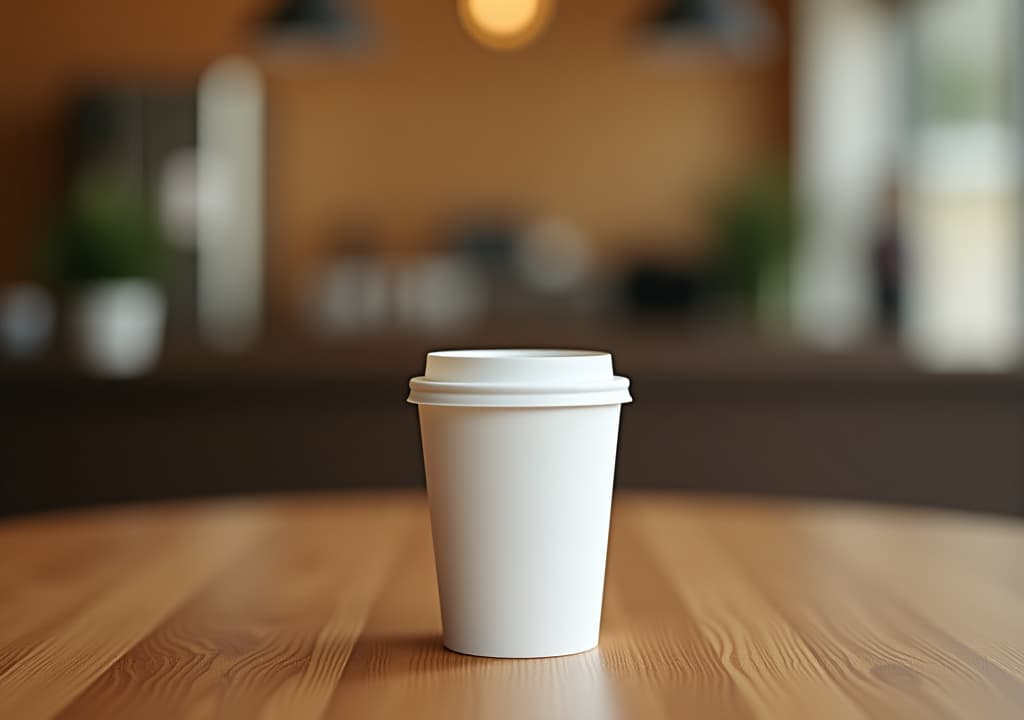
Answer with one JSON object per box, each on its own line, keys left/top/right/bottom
{"left": 1, "top": 0, "right": 1022, "bottom": 517}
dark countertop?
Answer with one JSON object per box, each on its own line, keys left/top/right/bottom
{"left": 4, "top": 325, "right": 1023, "bottom": 518}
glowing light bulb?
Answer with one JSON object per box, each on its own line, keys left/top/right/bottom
{"left": 458, "top": 0, "right": 554, "bottom": 50}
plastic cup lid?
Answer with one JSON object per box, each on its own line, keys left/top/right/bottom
{"left": 407, "top": 349, "right": 632, "bottom": 408}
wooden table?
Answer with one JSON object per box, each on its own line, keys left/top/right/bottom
{"left": 2, "top": 493, "right": 1023, "bottom": 719}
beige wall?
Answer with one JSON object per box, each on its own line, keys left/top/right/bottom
{"left": 0, "top": 0, "right": 790, "bottom": 313}
{"left": 267, "top": 0, "right": 790, "bottom": 306}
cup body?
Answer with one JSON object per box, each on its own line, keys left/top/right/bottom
{"left": 409, "top": 349, "right": 630, "bottom": 658}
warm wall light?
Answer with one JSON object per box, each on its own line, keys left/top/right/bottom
{"left": 458, "top": 0, "right": 554, "bottom": 50}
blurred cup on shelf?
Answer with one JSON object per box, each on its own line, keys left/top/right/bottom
{"left": 394, "top": 255, "right": 486, "bottom": 331}
{"left": 408, "top": 349, "right": 631, "bottom": 658}
{"left": 0, "top": 284, "right": 55, "bottom": 360}
{"left": 311, "top": 256, "right": 390, "bottom": 335}
{"left": 517, "top": 217, "right": 592, "bottom": 294}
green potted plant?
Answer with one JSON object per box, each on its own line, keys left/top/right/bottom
{"left": 710, "top": 169, "right": 795, "bottom": 331}
{"left": 44, "top": 171, "right": 167, "bottom": 376}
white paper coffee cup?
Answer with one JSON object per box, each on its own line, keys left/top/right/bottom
{"left": 408, "top": 349, "right": 631, "bottom": 658}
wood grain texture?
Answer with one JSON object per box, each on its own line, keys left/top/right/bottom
{"left": 1, "top": 492, "right": 1023, "bottom": 719}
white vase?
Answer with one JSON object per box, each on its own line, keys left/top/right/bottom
{"left": 71, "top": 280, "right": 166, "bottom": 378}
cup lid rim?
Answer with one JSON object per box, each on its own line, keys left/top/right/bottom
{"left": 426, "top": 348, "right": 609, "bottom": 359}
{"left": 409, "top": 347, "right": 631, "bottom": 407}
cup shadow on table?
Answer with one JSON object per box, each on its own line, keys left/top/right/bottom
{"left": 346, "top": 633, "right": 621, "bottom": 718}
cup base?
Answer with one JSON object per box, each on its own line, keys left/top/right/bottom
{"left": 442, "top": 641, "right": 599, "bottom": 660}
